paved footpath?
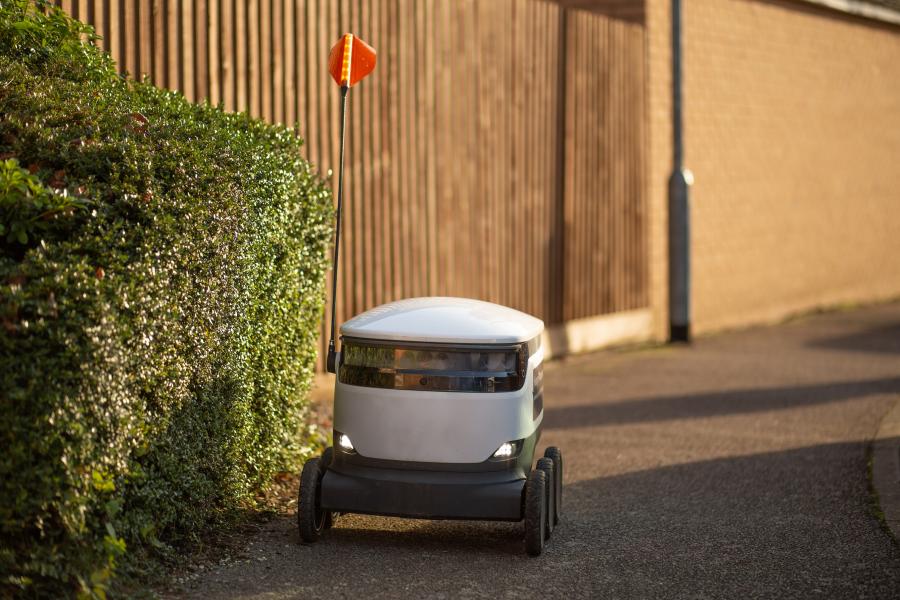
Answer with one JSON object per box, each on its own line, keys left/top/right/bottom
{"left": 176, "top": 304, "right": 900, "bottom": 599}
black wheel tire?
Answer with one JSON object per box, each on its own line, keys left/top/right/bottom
{"left": 524, "top": 469, "right": 547, "bottom": 556}
{"left": 544, "top": 446, "right": 562, "bottom": 526}
{"left": 319, "top": 448, "right": 334, "bottom": 529}
{"left": 536, "top": 458, "right": 555, "bottom": 539}
{"left": 298, "top": 457, "right": 327, "bottom": 543}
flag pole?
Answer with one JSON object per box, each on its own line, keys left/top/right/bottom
{"left": 325, "top": 33, "right": 375, "bottom": 373}
{"left": 326, "top": 83, "right": 349, "bottom": 374}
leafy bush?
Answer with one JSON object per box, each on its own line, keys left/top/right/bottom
{"left": 0, "top": 2, "right": 332, "bottom": 596}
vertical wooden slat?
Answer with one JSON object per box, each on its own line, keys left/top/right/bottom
{"left": 283, "top": 0, "right": 295, "bottom": 125}
{"left": 506, "top": 0, "right": 517, "bottom": 308}
{"left": 410, "top": 0, "right": 420, "bottom": 299}
{"left": 91, "top": 0, "right": 106, "bottom": 51}
{"left": 637, "top": 21, "right": 649, "bottom": 309}
{"left": 90, "top": 0, "right": 108, "bottom": 51}
{"left": 346, "top": 0, "right": 361, "bottom": 313}
{"left": 307, "top": 0, "right": 325, "bottom": 372}
{"left": 563, "top": 12, "right": 576, "bottom": 320}
{"left": 373, "top": 0, "right": 384, "bottom": 303}
{"left": 294, "top": 0, "right": 307, "bottom": 131}
{"left": 595, "top": 13, "right": 604, "bottom": 315}
{"left": 221, "top": 0, "right": 234, "bottom": 111}
{"left": 549, "top": 3, "right": 564, "bottom": 323}
{"left": 152, "top": 0, "right": 165, "bottom": 87}
{"left": 167, "top": 0, "right": 180, "bottom": 93}
{"left": 361, "top": 0, "right": 376, "bottom": 308}
{"left": 410, "top": 0, "right": 421, "bottom": 300}
{"left": 433, "top": 0, "right": 447, "bottom": 297}
{"left": 385, "top": 0, "right": 400, "bottom": 301}
{"left": 235, "top": 0, "right": 247, "bottom": 112}
{"left": 110, "top": 0, "right": 120, "bottom": 75}
{"left": 259, "top": 0, "right": 271, "bottom": 120}
{"left": 412, "top": 0, "right": 424, "bottom": 297}
{"left": 382, "top": 0, "right": 394, "bottom": 303}
{"left": 615, "top": 21, "right": 625, "bottom": 312}
{"left": 194, "top": 0, "right": 208, "bottom": 101}
{"left": 582, "top": 12, "right": 592, "bottom": 316}
{"left": 123, "top": 0, "right": 137, "bottom": 77}
{"left": 475, "top": 0, "right": 490, "bottom": 302}
{"left": 523, "top": 0, "right": 533, "bottom": 312}
{"left": 395, "top": 0, "right": 409, "bottom": 302}
{"left": 423, "top": 0, "right": 437, "bottom": 297}
{"left": 620, "top": 20, "right": 631, "bottom": 310}
{"left": 208, "top": 0, "right": 220, "bottom": 106}
{"left": 271, "top": 0, "right": 282, "bottom": 122}
{"left": 248, "top": 0, "right": 260, "bottom": 116}
{"left": 382, "top": 0, "right": 396, "bottom": 301}
{"left": 436, "top": 0, "right": 450, "bottom": 298}
{"left": 413, "top": 0, "right": 427, "bottom": 300}
{"left": 528, "top": 0, "right": 538, "bottom": 315}
{"left": 180, "top": 0, "right": 194, "bottom": 101}
{"left": 139, "top": 0, "right": 151, "bottom": 79}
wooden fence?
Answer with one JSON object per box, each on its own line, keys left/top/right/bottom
{"left": 55, "top": 0, "right": 648, "bottom": 366}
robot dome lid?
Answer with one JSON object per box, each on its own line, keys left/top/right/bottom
{"left": 340, "top": 297, "right": 544, "bottom": 345}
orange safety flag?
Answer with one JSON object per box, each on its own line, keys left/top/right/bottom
{"left": 328, "top": 33, "right": 377, "bottom": 88}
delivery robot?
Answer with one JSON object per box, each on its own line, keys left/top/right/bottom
{"left": 298, "top": 34, "right": 562, "bottom": 557}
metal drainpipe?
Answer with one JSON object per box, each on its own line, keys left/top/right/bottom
{"left": 669, "top": 0, "right": 693, "bottom": 342}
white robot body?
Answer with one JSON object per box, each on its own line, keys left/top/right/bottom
{"left": 334, "top": 297, "right": 544, "bottom": 464}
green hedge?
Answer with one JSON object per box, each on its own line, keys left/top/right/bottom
{"left": 0, "top": 2, "right": 332, "bottom": 596}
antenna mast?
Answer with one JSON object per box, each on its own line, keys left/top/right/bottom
{"left": 326, "top": 33, "right": 376, "bottom": 373}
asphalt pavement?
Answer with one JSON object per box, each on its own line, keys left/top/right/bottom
{"left": 174, "top": 303, "right": 900, "bottom": 599}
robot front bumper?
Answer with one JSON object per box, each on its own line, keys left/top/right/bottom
{"left": 319, "top": 436, "right": 539, "bottom": 521}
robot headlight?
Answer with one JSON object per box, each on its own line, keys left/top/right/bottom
{"left": 493, "top": 442, "right": 515, "bottom": 458}
{"left": 490, "top": 439, "right": 523, "bottom": 461}
{"left": 338, "top": 433, "right": 355, "bottom": 452}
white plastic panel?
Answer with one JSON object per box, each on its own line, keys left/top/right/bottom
{"left": 334, "top": 350, "right": 543, "bottom": 463}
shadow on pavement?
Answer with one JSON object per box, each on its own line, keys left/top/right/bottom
{"left": 552, "top": 440, "right": 900, "bottom": 597}
{"left": 544, "top": 376, "right": 900, "bottom": 430}
{"left": 317, "top": 518, "right": 524, "bottom": 556}
{"left": 178, "top": 440, "right": 900, "bottom": 599}
{"left": 809, "top": 322, "right": 900, "bottom": 356}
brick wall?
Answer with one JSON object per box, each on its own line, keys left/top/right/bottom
{"left": 646, "top": 0, "right": 900, "bottom": 336}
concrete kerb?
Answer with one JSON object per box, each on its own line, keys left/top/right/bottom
{"left": 873, "top": 397, "right": 900, "bottom": 540}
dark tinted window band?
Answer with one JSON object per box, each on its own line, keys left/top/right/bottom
{"left": 532, "top": 363, "right": 544, "bottom": 419}
{"left": 342, "top": 340, "right": 519, "bottom": 372}
{"left": 339, "top": 366, "right": 524, "bottom": 393}
{"left": 339, "top": 338, "right": 535, "bottom": 393}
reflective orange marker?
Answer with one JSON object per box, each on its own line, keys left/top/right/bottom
{"left": 328, "top": 33, "right": 376, "bottom": 88}
{"left": 326, "top": 34, "right": 377, "bottom": 373}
